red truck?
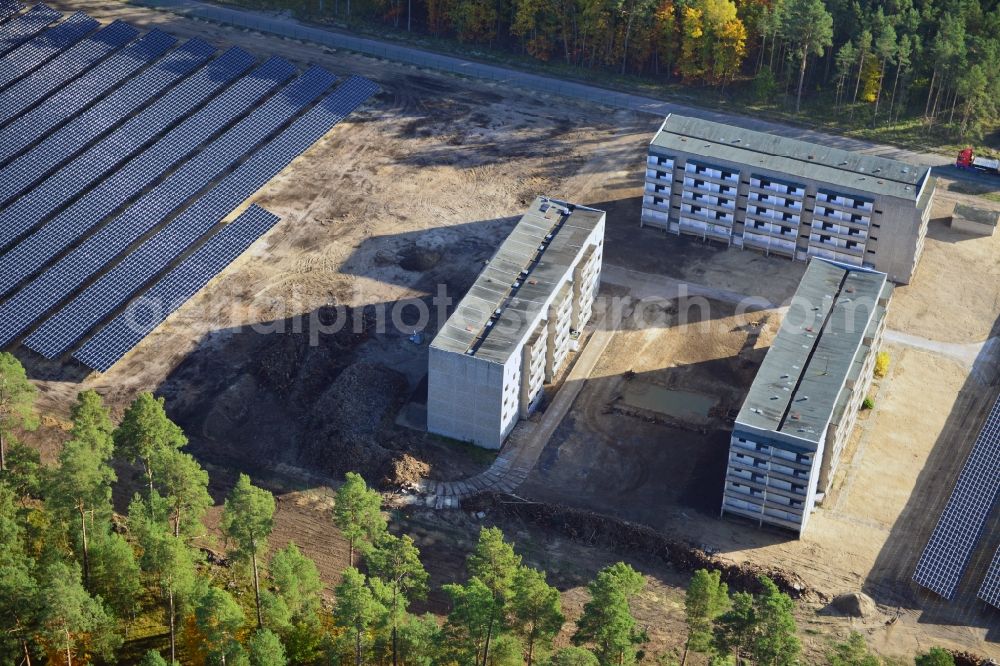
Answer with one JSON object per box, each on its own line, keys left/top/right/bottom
{"left": 956, "top": 147, "right": 1000, "bottom": 175}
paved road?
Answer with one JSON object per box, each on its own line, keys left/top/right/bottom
{"left": 135, "top": 0, "right": 1000, "bottom": 189}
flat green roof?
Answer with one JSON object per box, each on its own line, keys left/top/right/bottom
{"left": 735, "top": 259, "right": 889, "bottom": 451}
{"left": 652, "top": 114, "right": 931, "bottom": 202}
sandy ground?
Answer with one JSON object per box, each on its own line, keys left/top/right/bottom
{"left": 9, "top": 1, "right": 999, "bottom": 660}
{"left": 520, "top": 189, "right": 1000, "bottom": 659}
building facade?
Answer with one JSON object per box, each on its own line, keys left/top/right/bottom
{"left": 641, "top": 114, "right": 935, "bottom": 284}
{"left": 427, "top": 197, "right": 605, "bottom": 449}
{"left": 721, "top": 259, "right": 890, "bottom": 535}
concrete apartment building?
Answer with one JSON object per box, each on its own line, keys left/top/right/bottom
{"left": 721, "top": 258, "right": 891, "bottom": 535}
{"left": 641, "top": 114, "right": 936, "bottom": 284}
{"left": 427, "top": 197, "right": 605, "bottom": 449}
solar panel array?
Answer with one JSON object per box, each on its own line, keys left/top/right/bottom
{"left": 0, "top": 45, "right": 253, "bottom": 252}
{"left": 0, "top": 36, "right": 214, "bottom": 208}
{"left": 0, "top": 2, "right": 24, "bottom": 23}
{"left": 0, "top": 28, "right": 175, "bottom": 165}
{"left": 28, "top": 75, "right": 379, "bottom": 358}
{"left": 0, "top": 5, "right": 377, "bottom": 371}
{"left": 0, "top": 20, "right": 138, "bottom": 126}
{"left": 74, "top": 206, "right": 281, "bottom": 372}
{"left": 0, "top": 54, "right": 291, "bottom": 295}
{"left": 0, "top": 11, "right": 95, "bottom": 90}
{"left": 22, "top": 66, "right": 338, "bottom": 356}
{"left": 0, "top": 4, "right": 59, "bottom": 57}
{"left": 913, "top": 393, "right": 1000, "bottom": 600}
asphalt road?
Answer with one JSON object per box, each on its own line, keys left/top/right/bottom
{"left": 136, "top": 0, "right": 1000, "bottom": 190}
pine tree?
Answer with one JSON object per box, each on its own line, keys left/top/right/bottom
{"left": 249, "top": 628, "right": 288, "bottom": 666}
{"left": 467, "top": 527, "right": 522, "bottom": 666}
{"left": 682, "top": 569, "right": 729, "bottom": 664}
{"left": 333, "top": 472, "right": 386, "bottom": 567}
{"left": 157, "top": 448, "right": 212, "bottom": 538}
{"left": 34, "top": 561, "right": 121, "bottom": 666}
{"left": 368, "top": 532, "right": 429, "bottom": 666}
{"left": 221, "top": 474, "right": 275, "bottom": 630}
{"left": 196, "top": 587, "right": 247, "bottom": 666}
{"left": 267, "top": 542, "right": 325, "bottom": 664}
{"left": 509, "top": 566, "right": 564, "bottom": 666}
{"left": 443, "top": 577, "right": 497, "bottom": 665}
{"left": 781, "top": 0, "right": 833, "bottom": 113}
{"left": 48, "top": 431, "right": 116, "bottom": 587}
{"left": 0, "top": 353, "right": 37, "bottom": 473}
{"left": 334, "top": 567, "right": 386, "bottom": 666}
{"left": 572, "top": 562, "right": 647, "bottom": 666}
{"left": 114, "top": 393, "right": 187, "bottom": 496}
{"left": 131, "top": 494, "right": 199, "bottom": 665}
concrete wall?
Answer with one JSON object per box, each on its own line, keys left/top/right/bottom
{"left": 427, "top": 347, "right": 509, "bottom": 449}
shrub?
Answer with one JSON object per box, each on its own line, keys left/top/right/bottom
{"left": 874, "top": 351, "right": 890, "bottom": 378}
{"left": 915, "top": 647, "right": 955, "bottom": 666}
{"left": 862, "top": 396, "right": 875, "bottom": 410}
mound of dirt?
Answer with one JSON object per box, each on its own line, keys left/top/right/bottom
{"left": 830, "top": 592, "right": 878, "bottom": 618}
{"left": 299, "top": 362, "right": 408, "bottom": 474}
{"left": 398, "top": 245, "right": 442, "bottom": 272}
{"left": 306, "top": 362, "right": 408, "bottom": 442}
{"left": 381, "top": 453, "right": 430, "bottom": 490}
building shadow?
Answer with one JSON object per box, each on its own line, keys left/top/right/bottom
{"left": 518, "top": 345, "right": 797, "bottom": 551}
{"left": 863, "top": 313, "right": 1000, "bottom": 639}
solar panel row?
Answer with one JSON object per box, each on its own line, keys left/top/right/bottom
{"left": 913, "top": 393, "right": 1000, "bottom": 599}
{"left": 0, "top": 53, "right": 287, "bottom": 280}
{"left": 0, "top": 20, "right": 137, "bottom": 126}
{"left": 0, "top": 60, "right": 318, "bottom": 349}
{"left": 73, "top": 206, "right": 281, "bottom": 371}
{"left": 0, "top": 2, "right": 24, "bottom": 22}
{"left": 0, "top": 28, "right": 176, "bottom": 166}
{"left": 0, "top": 44, "right": 251, "bottom": 252}
{"left": 0, "top": 55, "right": 292, "bottom": 282}
{"left": 28, "top": 74, "right": 374, "bottom": 359}
{"left": 0, "top": 11, "right": 95, "bottom": 91}
{"left": 0, "top": 37, "right": 214, "bottom": 207}
{"left": 23, "top": 66, "right": 338, "bottom": 357}
{"left": 980, "top": 545, "right": 1000, "bottom": 609}
{"left": 0, "top": 4, "right": 59, "bottom": 57}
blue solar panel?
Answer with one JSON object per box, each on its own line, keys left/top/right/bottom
{"left": 913, "top": 393, "right": 1000, "bottom": 599}
{"left": 73, "top": 205, "right": 280, "bottom": 371}
{"left": 0, "top": 52, "right": 283, "bottom": 270}
{"left": 25, "top": 74, "right": 373, "bottom": 358}
{"left": 0, "top": 12, "right": 95, "bottom": 91}
{"left": 0, "top": 28, "right": 174, "bottom": 166}
{"left": 979, "top": 545, "right": 1000, "bottom": 609}
{"left": 0, "top": 45, "right": 252, "bottom": 250}
{"left": 0, "top": 55, "right": 292, "bottom": 284}
{"left": 0, "top": 63, "right": 329, "bottom": 349}
{"left": 0, "top": 20, "right": 136, "bottom": 126}
{"left": 0, "top": 2, "right": 24, "bottom": 23}
{"left": 0, "top": 4, "right": 59, "bottom": 57}
{"left": 0, "top": 36, "right": 212, "bottom": 206}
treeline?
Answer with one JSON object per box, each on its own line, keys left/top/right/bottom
{"left": 0, "top": 351, "right": 964, "bottom": 665}
{"left": 262, "top": 0, "right": 1000, "bottom": 138}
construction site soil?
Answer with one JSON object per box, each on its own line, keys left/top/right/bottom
{"left": 13, "top": 0, "right": 1000, "bottom": 661}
